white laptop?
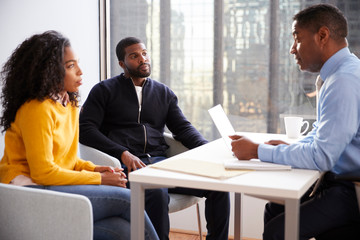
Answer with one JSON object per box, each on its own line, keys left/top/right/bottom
{"left": 208, "top": 104, "right": 291, "bottom": 171}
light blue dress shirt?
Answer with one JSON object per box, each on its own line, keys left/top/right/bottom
{"left": 259, "top": 47, "right": 360, "bottom": 174}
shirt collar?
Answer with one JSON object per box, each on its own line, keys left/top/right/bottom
{"left": 320, "top": 47, "right": 351, "bottom": 81}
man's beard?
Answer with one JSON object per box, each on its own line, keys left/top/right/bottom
{"left": 125, "top": 63, "right": 151, "bottom": 78}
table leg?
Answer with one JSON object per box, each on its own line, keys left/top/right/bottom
{"left": 284, "top": 198, "right": 300, "bottom": 240}
{"left": 131, "top": 182, "right": 145, "bottom": 240}
{"left": 234, "top": 193, "right": 242, "bottom": 240}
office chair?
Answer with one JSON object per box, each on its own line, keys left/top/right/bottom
{"left": 0, "top": 183, "right": 93, "bottom": 240}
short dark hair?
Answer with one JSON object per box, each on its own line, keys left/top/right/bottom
{"left": 293, "top": 3, "right": 348, "bottom": 42}
{"left": 115, "top": 37, "right": 143, "bottom": 61}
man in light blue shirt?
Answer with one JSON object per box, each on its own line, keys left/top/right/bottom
{"left": 230, "top": 3, "right": 360, "bottom": 240}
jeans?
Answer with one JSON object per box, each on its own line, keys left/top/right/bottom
{"left": 27, "top": 185, "right": 159, "bottom": 240}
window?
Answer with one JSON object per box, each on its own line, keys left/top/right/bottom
{"left": 106, "top": 0, "right": 360, "bottom": 141}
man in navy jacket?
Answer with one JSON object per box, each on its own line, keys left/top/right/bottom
{"left": 80, "top": 37, "right": 230, "bottom": 240}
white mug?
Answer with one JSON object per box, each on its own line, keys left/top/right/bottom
{"left": 284, "top": 116, "right": 309, "bottom": 139}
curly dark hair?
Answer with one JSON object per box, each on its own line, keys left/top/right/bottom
{"left": 0, "top": 30, "right": 79, "bottom": 132}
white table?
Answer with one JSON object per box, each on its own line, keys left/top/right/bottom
{"left": 130, "top": 132, "right": 319, "bottom": 240}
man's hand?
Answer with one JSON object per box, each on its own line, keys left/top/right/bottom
{"left": 229, "top": 135, "right": 259, "bottom": 160}
{"left": 121, "top": 151, "right": 146, "bottom": 174}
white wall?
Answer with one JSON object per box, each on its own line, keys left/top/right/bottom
{"left": 0, "top": 0, "right": 100, "bottom": 153}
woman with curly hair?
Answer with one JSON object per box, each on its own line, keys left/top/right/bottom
{"left": 0, "top": 31, "right": 158, "bottom": 240}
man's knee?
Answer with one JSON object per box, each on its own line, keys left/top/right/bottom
{"left": 145, "top": 188, "right": 169, "bottom": 207}
{"left": 207, "top": 190, "right": 229, "bottom": 201}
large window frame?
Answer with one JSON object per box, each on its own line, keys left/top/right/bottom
{"left": 99, "top": 0, "right": 360, "bottom": 140}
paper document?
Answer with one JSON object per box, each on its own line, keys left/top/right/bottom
{"left": 208, "top": 104, "right": 235, "bottom": 150}
{"left": 150, "top": 158, "right": 249, "bottom": 179}
{"left": 224, "top": 159, "right": 291, "bottom": 171}
{"left": 208, "top": 104, "right": 292, "bottom": 171}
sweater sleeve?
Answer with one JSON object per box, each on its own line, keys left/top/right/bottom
{"left": 74, "top": 157, "right": 97, "bottom": 171}
{"left": 165, "top": 90, "right": 208, "bottom": 149}
{"left": 19, "top": 101, "right": 101, "bottom": 185}
{"left": 79, "top": 82, "right": 128, "bottom": 161}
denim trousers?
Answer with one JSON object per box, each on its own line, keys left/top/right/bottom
{"left": 27, "top": 184, "right": 159, "bottom": 240}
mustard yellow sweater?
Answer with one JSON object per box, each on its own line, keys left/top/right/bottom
{"left": 0, "top": 99, "right": 101, "bottom": 185}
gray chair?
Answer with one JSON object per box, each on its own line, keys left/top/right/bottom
{"left": 79, "top": 132, "right": 203, "bottom": 239}
{"left": 0, "top": 183, "right": 93, "bottom": 240}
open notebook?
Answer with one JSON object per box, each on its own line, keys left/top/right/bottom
{"left": 208, "top": 104, "right": 291, "bottom": 171}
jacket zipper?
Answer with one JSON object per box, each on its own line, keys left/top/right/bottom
{"left": 138, "top": 105, "right": 147, "bottom": 154}
{"left": 132, "top": 78, "right": 148, "bottom": 154}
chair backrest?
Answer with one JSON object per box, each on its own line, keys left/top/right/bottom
{"left": 0, "top": 183, "right": 93, "bottom": 240}
{"left": 163, "top": 132, "right": 189, "bottom": 157}
{"left": 79, "top": 143, "right": 120, "bottom": 167}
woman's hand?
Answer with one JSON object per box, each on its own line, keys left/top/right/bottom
{"left": 100, "top": 172, "right": 127, "bottom": 187}
{"left": 94, "top": 165, "right": 123, "bottom": 173}
{"left": 95, "top": 166, "right": 127, "bottom": 187}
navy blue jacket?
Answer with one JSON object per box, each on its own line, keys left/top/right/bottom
{"left": 79, "top": 73, "right": 207, "bottom": 162}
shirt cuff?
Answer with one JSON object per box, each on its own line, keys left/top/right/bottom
{"left": 258, "top": 143, "right": 275, "bottom": 163}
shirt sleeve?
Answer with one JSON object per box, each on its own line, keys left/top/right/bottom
{"left": 259, "top": 72, "right": 359, "bottom": 171}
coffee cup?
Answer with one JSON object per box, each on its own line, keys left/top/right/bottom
{"left": 284, "top": 116, "right": 309, "bottom": 139}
